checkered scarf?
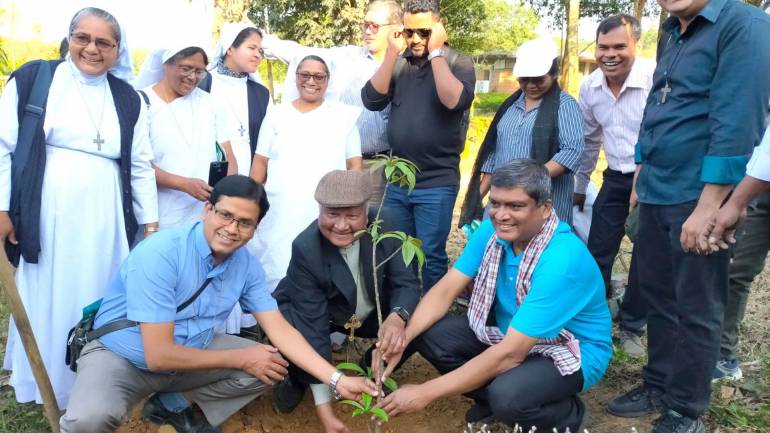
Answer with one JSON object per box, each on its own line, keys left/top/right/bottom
{"left": 467, "top": 210, "right": 581, "bottom": 376}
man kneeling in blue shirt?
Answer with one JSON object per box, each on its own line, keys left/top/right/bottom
{"left": 376, "top": 160, "right": 612, "bottom": 432}
{"left": 60, "top": 175, "right": 375, "bottom": 433}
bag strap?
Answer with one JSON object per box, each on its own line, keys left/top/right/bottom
{"left": 198, "top": 71, "right": 212, "bottom": 93}
{"left": 137, "top": 89, "right": 151, "bottom": 109}
{"left": 12, "top": 61, "right": 54, "bottom": 188}
{"left": 86, "top": 277, "right": 215, "bottom": 341}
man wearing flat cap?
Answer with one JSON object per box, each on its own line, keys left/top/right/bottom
{"left": 271, "top": 170, "right": 421, "bottom": 433}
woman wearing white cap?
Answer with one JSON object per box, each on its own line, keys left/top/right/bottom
{"left": 460, "top": 38, "right": 584, "bottom": 226}
{"left": 134, "top": 46, "right": 228, "bottom": 230}
{"left": 205, "top": 23, "right": 271, "bottom": 177}
{"left": 0, "top": 7, "right": 158, "bottom": 406}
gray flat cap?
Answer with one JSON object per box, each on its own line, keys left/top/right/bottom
{"left": 314, "top": 170, "right": 372, "bottom": 208}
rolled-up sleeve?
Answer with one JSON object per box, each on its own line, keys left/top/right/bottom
{"left": 362, "top": 80, "right": 391, "bottom": 112}
{"left": 448, "top": 55, "right": 476, "bottom": 112}
{"left": 702, "top": 15, "right": 770, "bottom": 185}
{"left": 551, "top": 95, "right": 585, "bottom": 173}
{"left": 130, "top": 101, "right": 158, "bottom": 224}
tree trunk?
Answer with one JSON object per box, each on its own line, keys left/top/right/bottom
{"left": 560, "top": 0, "right": 580, "bottom": 97}
{"left": 213, "top": 0, "right": 250, "bottom": 40}
{"left": 634, "top": 0, "right": 645, "bottom": 20}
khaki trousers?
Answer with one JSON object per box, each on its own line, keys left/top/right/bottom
{"left": 60, "top": 334, "right": 267, "bottom": 433}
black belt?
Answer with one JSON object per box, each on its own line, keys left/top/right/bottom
{"left": 362, "top": 150, "right": 389, "bottom": 159}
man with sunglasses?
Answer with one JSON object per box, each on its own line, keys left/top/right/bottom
{"left": 261, "top": 0, "right": 403, "bottom": 203}
{"left": 362, "top": 0, "right": 476, "bottom": 294}
{"left": 60, "top": 175, "right": 376, "bottom": 433}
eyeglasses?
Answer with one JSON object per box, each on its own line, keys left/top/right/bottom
{"left": 403, "top": 28, "right": 431, "bottom": 39}
{"left": 518, "top": 75, "right": 549, "bottom": 86}
{"left": 212, "top": 207, "right": 257, "bottom": 232}
{"left": 69, "top": 32, "right": 117, "bottom": 52}
{"left": 175, "top": 65, "right": 208, "bottom": 80}
{"left": 361, "top": 21, "right": 395, "bottom": 34}
{"left": 296, "top": 72, "right": 328, "bottom": 83}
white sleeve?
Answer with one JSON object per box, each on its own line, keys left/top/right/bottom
{"left": 309, "top": 383, "right": 333, "bottom": 406}
{"left": 746, "top": 126, "right": 770, "bottom": 182}
{"left": 0, "top": 78, "right": 20, "bottom": 211}
{"left": 130, "top": 100, "right": 159, "bottom": 224}
{"left": 575, "top": 81, "right": 602, "bottom": 194}
{"left": 255, "top": 106, "right": 277, "bottom": 158}
{"left": 261, "top": 34, "right": 306, "bottom": 64}
{"left": 345, "top": 124, "right": 362, "bottom": 159}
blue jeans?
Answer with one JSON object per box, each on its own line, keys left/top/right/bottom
{"left": 383, "top": 184, "right": 458, "bottom": 293}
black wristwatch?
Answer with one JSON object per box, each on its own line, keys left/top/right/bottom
{"left": 392, "top": 307, "right": 410, "bottom": 324}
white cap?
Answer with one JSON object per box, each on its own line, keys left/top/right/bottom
{"left": 513, "top": 38, "right": 558, "bottom": 78}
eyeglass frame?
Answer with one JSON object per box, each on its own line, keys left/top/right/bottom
{"left": 69, "top": 32, "right": 118, "bottom": 52}
{"left": 402, "top": 28, "right": 432, "bottom": 39}
{"left": 212, "top": 207, "right": 258, "bottom": 232}
{"left": 517, "top": 75, "right": 550, "bottom": 86}
{"left": 174, "top": 64, "right": 208, "bottom": 81}
{"left": 295, "top": 71, "right": 329, "bottom": 83}
{"left": 361, "top": 20, "right": 396, "bottom": 34}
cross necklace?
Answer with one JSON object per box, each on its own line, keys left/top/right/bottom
{"left": 213, "top": 73, "right": 248, "bottom": 137}
{"left": 658, "top": 24, "right": 700, "bottom": 104}
{"left": 70, "top": 65, "right": 108, "bottom": 150}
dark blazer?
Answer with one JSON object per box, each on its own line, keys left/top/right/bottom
{"left": 272, "top": 218, "right": 421, "bottom": 363}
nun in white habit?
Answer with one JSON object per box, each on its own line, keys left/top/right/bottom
{"left": 207, "top": 22, "right": 271, "bottom": 178}
{"left": 0, "top": 7, "right": 158, "bottom": 407}
{"left": 134, "top": 45, "right": 230, "bottom": 230}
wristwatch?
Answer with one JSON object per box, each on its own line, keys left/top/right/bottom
{"left": 329, "top": 370, "right": 343, "bottom": 400}
{"left": 427, "top": 48, "right": 445, "bottom": 61}
{"left": 392, "top": 307, "right": 410, "bottom": 324}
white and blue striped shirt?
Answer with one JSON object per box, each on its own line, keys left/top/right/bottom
{"left": 481, "top": 92, "right": 585, "bottom": 224}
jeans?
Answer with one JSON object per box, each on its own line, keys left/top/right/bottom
{"left": 415, "top": 315, "right": 585, "bottom": 432}
{"left": 637, "top": 202, "right": 729, "bottom": 418}
{"left": 720, "top": 190, "right": 770, "bottom": 360}
{"left": 383, "top": 184, "right": 458, "bottom": 293}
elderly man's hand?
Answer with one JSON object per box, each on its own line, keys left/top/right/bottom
{"left": 376, "top": 313, "right": 407, "bottom": 359}
{"left": 427, "top": 21, "right": 448, "bottom": 52}
{"left": 238, "top": 343, "right": 289, "bottom": 385}
{"left": 378, "top": 384, "right": 432, "bottom": 417}
{"left": 708, "top": 202, "right": 746, "bottom": 252}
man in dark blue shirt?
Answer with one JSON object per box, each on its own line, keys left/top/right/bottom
{"left": 607, "top": 1, "right": 770, "bottom": 432}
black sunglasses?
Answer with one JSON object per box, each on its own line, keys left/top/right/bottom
{"left": 403, "top": 28, "right": 431, "bottom": 39}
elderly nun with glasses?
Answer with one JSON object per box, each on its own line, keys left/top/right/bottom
{"left": 248, "top": 54, "right": 362, "bottom": 293}
{"left": 134, "top": 45, "right": 233, "bottom": 231}
{"left": 0, "top": 7, "right": 158, "bottom": 406}
{"left": 460, "top": 38, "right": 585, "bottom": 228}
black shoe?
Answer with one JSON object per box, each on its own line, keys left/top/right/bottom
{"left": 652, "top": 409, "right": 705, "bottom": 433}
{"left": 465, "top": 402, "right": 494, "bottom": 424}
{"left": 607, "top": 385, "right": 664, "bottom": 418}
{"left": 142, "top": 394, "right": 220, "bottom": 433}
{"left": 575, "top": 395, "right": 589, "bottom": 432}
{"left": 273, "top": 376, "right": 306, "bottom": 414}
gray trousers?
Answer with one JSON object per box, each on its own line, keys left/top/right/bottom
{"left": 60, "top": 334, "right": 268, "bottom": 433}
{"left": 721, "top": 190, "right": 770, "bottom": 360}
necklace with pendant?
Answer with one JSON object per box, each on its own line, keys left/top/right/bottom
{"left": 212, "top": 73, "right": 248, "bottom": 138}
{"left": 70, "top": 64, "right": 108, "bottom": 150}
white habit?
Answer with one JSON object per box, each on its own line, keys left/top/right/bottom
{"left": 250, "top": 100, "right": 362, "bottom": 290}
{"left": 0, "top": 60, "right": 157, "bottom": 407}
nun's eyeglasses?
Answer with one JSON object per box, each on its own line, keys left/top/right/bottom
{"left": 70, "top": 32, "right": 117, "bottom": 52}
{"left": 175, "top": 65, "right": 208, "bottom": 80}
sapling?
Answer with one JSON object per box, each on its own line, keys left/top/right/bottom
{"left": 335, "top": 154, "right": 424, "bottom": 433}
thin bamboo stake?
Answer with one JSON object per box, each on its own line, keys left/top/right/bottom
{"left": 0, "top": 248, "right": 61, "bottom": 433}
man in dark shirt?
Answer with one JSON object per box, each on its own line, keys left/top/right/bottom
{"left": 362, "top": 0, "right": 475, "bottom": 293}
{"left": 607, "top": 1, "right": 770, "bottom": 432}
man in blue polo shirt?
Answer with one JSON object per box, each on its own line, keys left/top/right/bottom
{"left": 375, "top": 160, "right": 611, "bottom": 433}
{"left": 607, "top": 1, "right": 770, "bottom": 432}
{"left": 59, "top": 176, "right": 374, "bottom": 433}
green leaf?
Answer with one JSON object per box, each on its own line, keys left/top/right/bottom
{"left": 366, "top": 367, "right": 374, "bottom": 378}
{"left": 361, "top": 392, "right": 373, "bottom": 409}
{"left": 384, "top": 164, "right": 396, "bottom": 181}
{"left": 376, "top": 231, "right": 406, "bottom": 244}
{"left": 336, "top": 362, "right": 366, "bottom": 376}
{"left": 401, "top": 242, "right": 416, "bottom": 267}
{"left": 383, "top": 377, "right": 398, "bottom": 392}
{"left": 367, "top": 158, "right": 388, "bottom": 172}
{"left": 370, "top": 407, "right": 390, "bottom": 423}
{"left": 403, "top": 168, "right": 417, "bottom": 193}
{"left": 340, "top": 399, "right": 365, "bottom": 410}
{"left": 352, "top": 408, "right": 365, "bottom": 417}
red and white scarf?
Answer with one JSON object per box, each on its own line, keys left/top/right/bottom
{"left": 467, "top": 210, "right": 581, "bottom": 376}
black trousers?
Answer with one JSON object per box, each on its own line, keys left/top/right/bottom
{"left": 415, "top": 315, "right": 585, "bottom": 431}
{"left": 637, "top": 203, "right": 729, "bottom": 418}
{"left": 587, "top": 169, "right": 648, "bottom": 333}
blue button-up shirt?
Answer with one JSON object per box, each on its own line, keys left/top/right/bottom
{"left": 96, "top": 222, "right": 277, "bottom": 370}
{"left": 635, "top": 0, "right": 770, "bottom": 205}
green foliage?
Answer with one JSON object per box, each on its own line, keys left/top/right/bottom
{"left": 368, "top": 155, "right": 419, "bottom": 194}
{"left": 452, "top": 0, "right": 538, "bottom": 56}
{"left": 474, "top": 92, "right": 510, "bottom": 114}
{"left": 337, "top": 362, "right": 397, "bottom": 424}
{"left": 526, "top": 0, "right": 658, "bottom": 23}
{"left": 0, "top": 388, "right": 49, "bottom": 433}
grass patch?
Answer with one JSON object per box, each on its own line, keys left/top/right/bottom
{"left": 708, "top": 403, "right": 770, "bottom": 431}
{"left": 0, "top": 388, "right": 49, "bottom": 433}
{"left": 473, "top": 92, "right": 510, "bottom": 114}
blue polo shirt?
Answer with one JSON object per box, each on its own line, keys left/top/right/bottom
{"left": 96, "top": 222, "right": 277, "bottom": 370}
{"left": 454, "top": 219, "right": 612, "bottom": 390}
{"left": 635, "top": 0, "right": 770, "bottom": 205}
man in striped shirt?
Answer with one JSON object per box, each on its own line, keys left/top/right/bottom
{"left": 574, "top": 15, "right": 653, "bottom": 358}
